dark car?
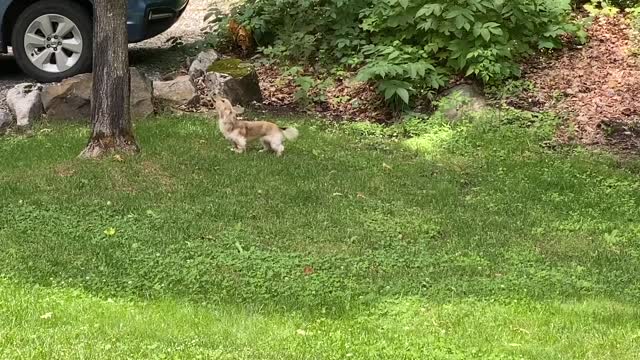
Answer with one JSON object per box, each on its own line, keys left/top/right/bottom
{"left": 0, "top": 0, "right": 188, "bottom": 82}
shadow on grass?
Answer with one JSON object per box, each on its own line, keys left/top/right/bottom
{"left": 0, "top": 114, "right": 639, "bottom": 317}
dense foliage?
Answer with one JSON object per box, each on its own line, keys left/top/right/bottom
{"left": 218, "top": 0, "right": 583, "bottom": 105}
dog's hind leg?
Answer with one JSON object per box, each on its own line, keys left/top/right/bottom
{"left": 271, "top": 139, "right": 284, "bottom": 156}
{"left": 259, "top": 138, "right": 272, "bottom": 153}
{"left": 267, "top": 135, "right": 285, "bottom": 156}
{"left": 273, "top": 144, "right": 284, "bottom": 156}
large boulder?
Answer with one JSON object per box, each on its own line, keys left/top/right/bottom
{"left": 6, "top": 83, "right": 43, "bottom": 128}
{"left": 438, "top": 84, "right": 487, "bottom": 121}
{"left": 188, "top": 49, "right": 220, "bottom": 79}
{"left": 205, "top": 59, "right": 262, "bottom": 106}
{"left": 153, "top": 75, "right": 198, "bottom": 106}
{"left": 40, "top": 68, "right": 154, "bottom": 121}
{"left": 40, "top": 73, "right": 92, "bottom": 120}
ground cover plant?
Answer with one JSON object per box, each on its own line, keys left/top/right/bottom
{"left": 210, "top": 0, "right": 583, "bottom": 106}
{"left": 1, "top": 111, "right": 640, "bottom": 358}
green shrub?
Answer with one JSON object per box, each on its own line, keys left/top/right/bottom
{"left": 607, "top": 0, "right": 640, "bottom": 8}
{"left": 224, "top": 0, "right": 370, "bottom": 62}
{"left": 218, "top": 0, "right": 581, "bottom": 106}
{"left": 573, "top": 0, "right": 640, "bottom": 10}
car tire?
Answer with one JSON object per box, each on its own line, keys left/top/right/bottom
{"left": 11, "top": 0, "right": 93, "bottom": 83}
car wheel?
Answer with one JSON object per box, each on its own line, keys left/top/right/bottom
{"left": 11, "top": 0, "right": 92, "bottom": 83}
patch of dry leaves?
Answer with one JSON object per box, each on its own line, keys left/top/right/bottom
{"left": 256, "top": 65, "right": 391, "bottom": 122}
{"left": 524, "top": 15, "right": 640, "bottom": 148}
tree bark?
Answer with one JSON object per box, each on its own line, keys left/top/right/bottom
{"left": 79, "top": 0, "right": 139, "bottom": 158}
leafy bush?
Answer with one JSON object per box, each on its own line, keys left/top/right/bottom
{"left": 573, "top": 0, "right": 640, "bottom": 10}
{"left": 216, "top": 0, "right": 581, "bottom": 105}
{"left": 219, "top": 0, "right": 370, "bottom": 62}
{"left": 607, "top": 0, "right": 640, "bottom": 8}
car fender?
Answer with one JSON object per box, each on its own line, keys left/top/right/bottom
{"left": 0, "top": 0, "right": 148, "bottom": 51}
{"left": 0, "top": 1, "right": 11, "bottom": 51}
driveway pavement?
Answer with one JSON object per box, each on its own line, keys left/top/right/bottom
{"left": 0, "top": 53, "right": 26, "bottom": 112}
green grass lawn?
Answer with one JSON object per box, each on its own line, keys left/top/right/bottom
{"left": 1, "top": 112, "right": 639, "bottom": 359}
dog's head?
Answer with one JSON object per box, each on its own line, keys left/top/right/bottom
{"left": 214, "top": 96, "right": 235, "bottom": 121}
{"left": 214, "top": 96, "right": 245, "bottom": 118}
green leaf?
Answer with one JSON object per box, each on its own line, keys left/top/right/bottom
{"left": 446, "top": 8, "right": 463, "bottom": 19}
{"left": 473, "top": 22, "right": 483, "bottom": 37}
{"left": 416, "top": 4, "right": 443, "bottom": 17}
{"left": 396, "top": 88, "right": 410, "bottom": 104}
{"left": 538, "top": 40, "right": 556, "bottom": 49}
{"left": 417, "top": 19, "right": 434, "bottom": 31}
{"left": 384, "top": 87, "right": 396, "bottom": 100}
{"left": 489, "top": 27, "right": 503, "bottom": 36}
{"left": 480, "top": 28, "right": 491, "bottom": 41}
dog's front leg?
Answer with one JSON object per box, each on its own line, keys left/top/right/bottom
{"left": 230, "top": 143, "right": 244, "bottom": 153}
{"left": 232, "top": 140, "right": 246, "bottom": 154}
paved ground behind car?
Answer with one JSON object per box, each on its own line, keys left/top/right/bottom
{"left": 131, "top": 0, "right": 235, "bottom": 50}
{"left": 0, "top": 54, "right": 24, "bottom": 112}
{"left": 0, "top": 0, "right": 233, "bottom": 111}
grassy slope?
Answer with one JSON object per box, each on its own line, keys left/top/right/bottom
{"left": 0, "top": 113, "right": 639, "bottom": 359}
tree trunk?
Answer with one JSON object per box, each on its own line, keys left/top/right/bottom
{"left": 79, "top": 0, "right": 138, "bottom": 158}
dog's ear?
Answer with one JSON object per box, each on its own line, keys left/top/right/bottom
{"left": 214, "top": 96, "right": 236, "bottom": 110}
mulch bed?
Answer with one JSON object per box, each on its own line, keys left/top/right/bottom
{"left": 256, "top": 65, "right": 391, "bottom": 122}
{"left": 523, "top": 15, "right": 640, "bottom": 149}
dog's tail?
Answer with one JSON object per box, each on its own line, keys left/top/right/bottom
{"left": 281, "top": 127, "right": 299, "bottom": 141}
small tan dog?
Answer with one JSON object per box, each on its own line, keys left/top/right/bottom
{"left": 214, "top": 96, "right": 299, "bottom": 156}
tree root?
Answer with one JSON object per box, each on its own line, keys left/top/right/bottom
{"left": 79, "top": 135, "right": 139, "bottom": 159}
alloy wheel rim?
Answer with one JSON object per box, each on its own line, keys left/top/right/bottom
{"left": 23, "top": 14, "right": 83, "bottom": 73}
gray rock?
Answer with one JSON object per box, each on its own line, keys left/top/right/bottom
{"left": 6, "top": 83, "right": 43, "bottom": 128}
{"left": 0, "top": 109, "right": 12, "bottom": 133}
{"left": 205, "top": 62, "right": 262, "bottom": 106}
{"left": 188, "top": 49, "right": 221, "bottom": 79}
{"left": 41, "top": 68, "right": 154, "bottom": 121}
{"left": 130, "top": 68, "right": 155, "bottom": 119}
{"left": 439, "top": 84, "right": 487, "bottom": 121}
{"left": 153, "top": 75, "right": 198, "bottom": 106}
{"left": 41, "top": 73, "right": 92, "bottom": 121}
